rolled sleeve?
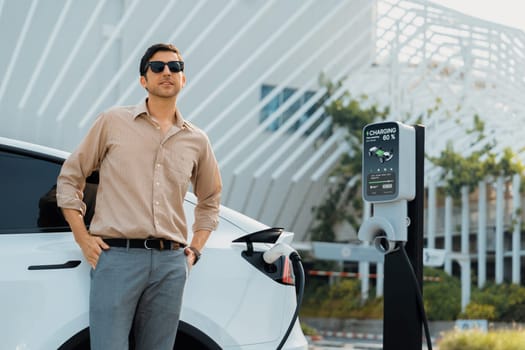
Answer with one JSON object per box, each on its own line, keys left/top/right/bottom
{"left": 191, "top": 135, "right": 222, "bottom": 233}
{"left": 56, "top": 183, "right": 87, "bottom": 215}
{"left": 56, "top": 113, "right": 108, "bottom": 215}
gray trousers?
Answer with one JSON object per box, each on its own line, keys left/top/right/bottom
{"left": 89, "top": 247, "right": 188, "bottom": 350}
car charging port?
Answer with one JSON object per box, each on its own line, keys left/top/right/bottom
{"left": 241, "top": 251, "right": 295, "bottom": 286}
{"left": 263, "top": 261, "right": 277, "bottom": 274}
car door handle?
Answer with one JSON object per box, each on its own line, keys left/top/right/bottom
{"left": 28, "top": 260, "right": 81, "bottom": 270}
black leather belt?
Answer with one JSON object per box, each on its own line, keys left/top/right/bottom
{"left": 104, "top": 238, "right": 185, "bottom": 251}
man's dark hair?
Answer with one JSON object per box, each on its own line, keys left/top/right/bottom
{"left": 140, "top": 43, "right": 182, "bottom": 76}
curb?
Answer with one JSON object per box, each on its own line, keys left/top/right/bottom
{"left": 319, "top": 330, "right": 383, "bottom": 341}
{"left": 313, "top": 330, "right": 438, "bottom": 344}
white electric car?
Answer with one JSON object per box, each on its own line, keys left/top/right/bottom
{"left": 0, "top": 136, "right": 307, "bottom": 350}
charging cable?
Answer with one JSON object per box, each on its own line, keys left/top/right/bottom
{"left": 263, "top": 243, "right": 305, "bottom": 350}
{"left": 399, "top": 243, "right": 433, "bottom": 350}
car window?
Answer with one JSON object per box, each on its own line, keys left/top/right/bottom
{"left": 0, "top": 149, "right": 97, "bottom": 234}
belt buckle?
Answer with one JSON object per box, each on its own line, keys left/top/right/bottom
{"left": 144, "top": 239, "right": 155, "bottom": 250}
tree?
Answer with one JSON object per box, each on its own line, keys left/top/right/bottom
{"left": 309, "top": 93, "right": 388, "bottom": 241}
{"left": 310, "top": 85, "right": 524, "bottom": 241}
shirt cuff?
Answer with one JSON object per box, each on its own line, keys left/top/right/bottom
{"left": 192, "top": 219, "right": 219, "bottom": 233}
{"left": 56, "top": 196, "right": 87, "bottom": 216}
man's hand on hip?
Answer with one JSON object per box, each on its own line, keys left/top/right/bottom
{"left": 78, "top": 235, "right": 110, "bottom": 269}
{"left": 61, "top": 208, "right": 110, "bottom": 269}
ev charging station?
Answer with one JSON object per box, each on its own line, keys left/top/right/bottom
{"left": 358, "top": 121, "right": 429, "bottom": 350}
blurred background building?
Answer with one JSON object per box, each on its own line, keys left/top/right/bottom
{"left": 1, "top": 0, "right": 525, "bottom": 291}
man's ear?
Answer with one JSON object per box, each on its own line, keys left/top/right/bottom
{"left": 181, "top": 74, "right": 186, "bottom": 89}
{"left": 140, "top": 75, "right": 148, "bottom": 90}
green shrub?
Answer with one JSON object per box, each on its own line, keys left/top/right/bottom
{"left": 300, "top": 323, "right": 319, "bottom": 336}
{"left": 470, "top": 283, "right": 525, "bottom": 322}
{"left": 423, "top": 267, "right": 461, "bottom": 320}
{"left": 459, "top": 303, "right": 496, "bottom": 321}
{"left": 300, "top": 282, "right": 330, "bottom": 318}
{"left": 503, "top": 304, "right": 525, "bottom": 322}
{"left": 439, "top": 330, "right": 525, "bottom": 350}
{"left": 301, "top": 267, "right": 525, "bottom": 322}
{"left": 300, "top": 279, "right": 383, "bottom": 319}
{"left": 319, "top": 279, "right": 362, "bottom": 318}
{"left": 351, "top": 297, "right": 383, "bottom": 319}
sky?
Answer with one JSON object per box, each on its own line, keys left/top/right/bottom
{"left": 432, "top": 0, "right": 525, "bottom": 31}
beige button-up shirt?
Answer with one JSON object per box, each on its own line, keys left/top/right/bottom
{"left": 56, "top": 100, "right": 222, "bottom": 244}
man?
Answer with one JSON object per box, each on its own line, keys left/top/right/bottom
{"left": 57, "top": 43, "right": 222, "bottom": 349}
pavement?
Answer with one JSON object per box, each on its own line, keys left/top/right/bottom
{"left": 307, "top": 337, "right": 437, "bottom": 350}
{"left": 309, "top": 342, "right": 380, "bottom": 349}
{"left": 308, "top": 337, "right": 382, "bottom": 349}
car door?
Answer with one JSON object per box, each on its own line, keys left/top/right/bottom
{"left": 0, "top": 147, "right": 92, "bottom": 349}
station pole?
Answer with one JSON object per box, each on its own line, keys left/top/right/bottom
{"left": 383, "top": 125, "right": 425, "bottom": 349}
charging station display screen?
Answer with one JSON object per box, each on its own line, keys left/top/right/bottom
{"left": 367, "top": 172, "right": 396, "bottom": 196}
{"left": 363, "top": 122, "right": 399, "bottom": 202}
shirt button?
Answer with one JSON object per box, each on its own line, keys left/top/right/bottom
{"left": 156, "top": 182, "right": 160, "bottom": 186}
{"left": 155, "top": 201, "right": 160, "bottom": 205}
{"left": 156, "top": 163, "right": 161, "bottom": 168}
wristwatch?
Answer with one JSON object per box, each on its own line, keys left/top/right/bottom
{"left": 187, "top": 246, "right": 201, "bottom": 265}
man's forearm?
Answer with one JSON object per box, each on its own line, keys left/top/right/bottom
{"left": 189, "top": 230, "right": 211, "bottom": 251}
{"left": 62, "top": 208, "right": 90, "bottom": 243}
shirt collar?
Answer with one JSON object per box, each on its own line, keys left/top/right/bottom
{"left": 133, "top": 99, "right": 192, "bottom": 130}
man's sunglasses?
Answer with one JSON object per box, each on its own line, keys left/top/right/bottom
{"left": 147, "top": 61, "right": 184, "bottom": 73}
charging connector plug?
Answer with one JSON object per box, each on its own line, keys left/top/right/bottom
{"left": 263, "top": 243, "right": 298, "bottom": 264}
